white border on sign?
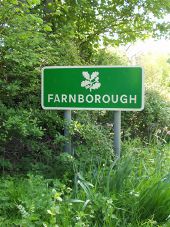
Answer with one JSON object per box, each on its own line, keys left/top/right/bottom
{"left": 41, "top": 66, "right": 144, "bottom": 111}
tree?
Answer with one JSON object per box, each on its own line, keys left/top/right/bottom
{"left": 1, "top": 0, "right": 169, "bottom": 62}
{"left": 33, "top": 0, "right": 170, "bottom": 61}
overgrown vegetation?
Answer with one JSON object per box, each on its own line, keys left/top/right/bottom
{"left": 0, "top": 0, "right": 170, "bottom": 226}
{"left": 0, "top": 142, "right": 169, "bottom": 226}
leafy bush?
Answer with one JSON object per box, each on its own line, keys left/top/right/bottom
{"left": 0, "top": 175, "right": 66, "bottom": 226}
{"left": 71, "top": 120, "right": 113, "bottom": 160}
{"left": 0, "top": 0, "right": 84, "bottom": 174}
{"left": 0, "top": 102, "right": 65, "bottom": 174}
{"left": 122, "top": 89, "right": 170, "bottom": 141}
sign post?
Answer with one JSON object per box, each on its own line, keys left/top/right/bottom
{"left": 64, "top": 110, "right": 72, "bottom": 153}
{"left": 41, "top": 66, "right": 144, "bottom": 157}
{"left": 114, "top": 111, "right": 121, "bottom": 158}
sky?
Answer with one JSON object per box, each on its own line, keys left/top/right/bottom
{"left": 124, "top": 39, "right": 170, "bottom": 59}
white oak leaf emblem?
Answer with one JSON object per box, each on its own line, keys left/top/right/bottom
{"left": 81, "top": 71, "right": 101, "bottom": 92}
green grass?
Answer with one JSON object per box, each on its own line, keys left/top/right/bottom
{"left": 0, "top": 142, "right": 169, "bottom": 226}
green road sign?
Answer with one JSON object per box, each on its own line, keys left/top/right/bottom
{"left": 41, "top": 66, "right": 144, "bottom": 111}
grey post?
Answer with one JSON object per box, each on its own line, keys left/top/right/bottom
{"left": 114, "top": 111, "right": 121, "bottom": 158}
{"left": 64, "top": 110, "right": 72, "bottom": 153}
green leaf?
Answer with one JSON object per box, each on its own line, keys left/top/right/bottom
{"left": 44, "top": 25, "right": 52, "bottom": 32}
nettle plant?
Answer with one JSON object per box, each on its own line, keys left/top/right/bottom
{"left": 81, "top": 71, "right": 101, "bottom": 92}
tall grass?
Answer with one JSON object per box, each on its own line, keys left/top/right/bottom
{"left": 70, "top": 141, "right": 170, "bottom": 226}
{"left": 0, "top": 141, "right": 169, "bottom": 226}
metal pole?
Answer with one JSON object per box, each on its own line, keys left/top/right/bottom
{"left": 64, "top": 110, "right": 72, "bottom": 153}
{"left": 114, "top": 111, "right": 121, "bottom": 158}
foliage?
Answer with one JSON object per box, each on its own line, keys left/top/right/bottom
{"left": 92, "top": 48, "right": 129, "bottom": 65}
{"left": 71, "top": 120, "right": 114, "bottom": 169}
{"left": 121, "top": 52, "right": 170, "bottom": 140}
{"left": 0, "top": 100, "right": 66, "bottom": 174}
{"left": 136, "top": 53, "right": 170, "bottom": 96}
{"left": 122, "top": 89, "right": 170, "bottom": 141}
{"left": 0, "top": 174, "right": 66, "bottom": 226}
{"left": 0, "top": 0, "right": 83, "bottom": 174}
{"left": 0, "top": 142, "right": 170, "bottom": 226}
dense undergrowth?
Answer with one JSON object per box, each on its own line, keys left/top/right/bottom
{"left": 0, "top": 141, "right": 169, "bottom": 227}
